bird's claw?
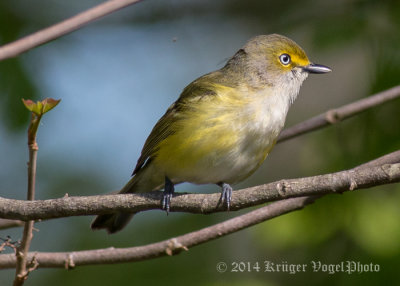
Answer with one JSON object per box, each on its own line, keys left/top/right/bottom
{"left": 163, "top": 176, "right": 174, "bottom": 215}
{"left": 162, "top": 192, "right": 172, "bottom": 214}
{"left": 219, "top": 183, "right": 232, "bottom": 210}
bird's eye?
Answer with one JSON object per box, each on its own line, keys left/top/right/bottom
{"left": 279, "top": 53, "right": 291, "bottom": 65}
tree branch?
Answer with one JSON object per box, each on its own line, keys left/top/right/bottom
{"left": 0, "top": 150, "right": 398, "bottom": 222}
{"left": 0, "top": 0, "right": 143, "bottom": 61}
{"left": 0, "top": 219, "right": 24, "bottom": 230}
{"left": 278, "top": 85, "right": 400, "bottom": 142}
{"left": 14, "top": 114, "right": 40, "bottom": 286}
{"left": 0, "top": 148, "right": 399, "bottom": 269}
{"left": 0, "top": 196, "right": 318, "bottom": 269}
{"left": 0, "top": 117, "right": 397, "bottom": 271}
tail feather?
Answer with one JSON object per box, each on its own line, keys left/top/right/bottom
{"left": 91, "top": 212, "right": 134, "bottom": 234}
{"left": 91, "top": 176, "right": 139, "bottom": 234}
{"left": 91, "top": 166, "right": 163, "bottom": 233}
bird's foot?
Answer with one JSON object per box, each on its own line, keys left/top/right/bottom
{"left": 162, "top": 176, "right": 174, "bottom": 214}
{"left": 219, "top": 183, "right": 232, "bottom": 210}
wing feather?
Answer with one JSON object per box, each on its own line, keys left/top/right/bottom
{"left": 132, "top": 74, "right": 220, "bottom": 175}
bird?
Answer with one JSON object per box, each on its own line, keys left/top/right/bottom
{"left": 91, "top": 34, "right": 331, "bottom": 233}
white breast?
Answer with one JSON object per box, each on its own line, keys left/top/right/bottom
{"left": 222, "top": 72, "right": 307, "bottom": 183}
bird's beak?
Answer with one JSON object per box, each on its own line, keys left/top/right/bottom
{"left": 302, "top": 63, "right": 331, "bottom": 74}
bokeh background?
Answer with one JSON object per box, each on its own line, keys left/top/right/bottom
{"left": 1, "top": 0, "right": 400, "bottom": 285}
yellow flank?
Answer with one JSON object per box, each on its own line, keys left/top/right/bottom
{"left": 153, "top": 83, "right": 277, "bottom": 184}
{"left": 154, "top": 86, "right": 236, "bottom": 177}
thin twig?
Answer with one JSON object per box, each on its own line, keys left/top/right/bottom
{"left": 0, "top": 237, "right": 19, "bottom": 254}
{"left": 277, "top": 85, "right": 400, "bottom": 143}
{"left": 0, "top": 219, "right": 24, "bottom": 230}
{"left": 13, "top": 122, "right": 39, "bottom": 285}
{"left": 0, "top": 0, "right": 143, "bottom": 61}
{"left": 0, "top": 150, "right": 398, "bottom": 221}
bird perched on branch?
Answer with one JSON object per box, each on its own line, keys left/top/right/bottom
{"left": 91, "top": 34, "right": 331, "bottom": 233}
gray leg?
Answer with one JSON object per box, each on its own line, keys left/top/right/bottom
{"left": 218, "top": 182, "right": 232, "bottom": 210}
{"left": 162, "top": 176, "right": 174, "bottom": 214}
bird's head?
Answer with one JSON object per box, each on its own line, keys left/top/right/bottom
{"left": 226, "top": 34, "right": 331, "bottom": 99}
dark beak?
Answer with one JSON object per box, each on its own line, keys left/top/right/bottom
{"left": 302, "top": 63, "right": 331, "bottom": 74}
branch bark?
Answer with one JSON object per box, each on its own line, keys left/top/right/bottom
{"left": 13, "top": 120, "right": 40, "bottom": 286}
{"left": 278, "top": 85, "right": 400, "bottom": 142}
{"left": 0, "top": 0, "right": 143, "bottom": 61}
{"left": 0, "top": 151, "right": 399, "bottom": 221}
{"left": 0, "top": 196, "right": 317, "bottom": 269}
{"left": 0, "top": 219, "right": 24, "bottom": 230}
{"left": 0, "top": 149, "right": 399, "bottom": 269}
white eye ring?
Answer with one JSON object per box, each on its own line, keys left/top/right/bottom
{"left": 279, "top": 53, "right": 291, "bottom": 65}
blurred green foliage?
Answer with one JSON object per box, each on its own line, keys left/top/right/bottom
{"left": 0, "top": 3, "right": 38, "bottom": 131}
{"left": 0, "top": 0, "right": 400, "bottom": 285}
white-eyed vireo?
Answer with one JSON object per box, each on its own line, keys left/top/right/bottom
{"left": 92, "top": 34, "right": 331, "bottom": 233}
